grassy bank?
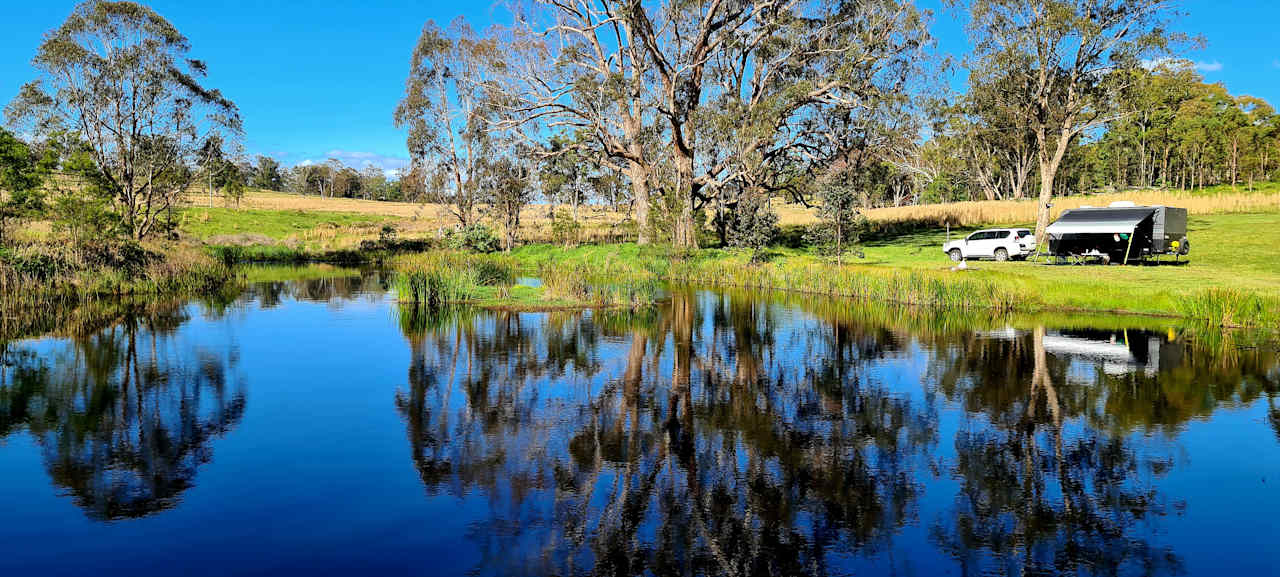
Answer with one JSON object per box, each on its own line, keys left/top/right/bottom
{"left": 0, "top": 240, "right": 240, "bottom": 307}
{"left": 491, "top": 211, "right": 1280, "bottom": 327}
{"left": 390, "top": 252, "right": 662, "bottom": 309}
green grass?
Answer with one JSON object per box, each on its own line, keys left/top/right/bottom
{"left": 388, "top": 250, "right": 662, "bottom": 310}
{"left": 852, "top": 212, "right": 1280, "bottom": 320}
{"left": 240, "top": 264, "right": 364, "bottom": 283}
{"left": 0, "top": 241, "right": 242, "bottom": 310}
{"left": 391, "top": 252, "right": 517, "bottom": 307}
{"left": 179, "top": 200, "right": 1279, "bottom": 326}
{"left": 496, "top": 212, "right": 1280, "bottom": 327}
{"left": 180, "top": 206, "right": 391, "bottom": 241}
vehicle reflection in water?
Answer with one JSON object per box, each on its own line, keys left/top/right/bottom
{"left": 0, "top": 307, "right": 246, "bottom": 521}
{"left": 395, "top": 287, "right": 1280, "bottom": 576}
{"left": 0, "top": 271, "right": 1276, "bottom": 576}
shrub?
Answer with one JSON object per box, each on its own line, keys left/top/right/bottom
{"left": 550, "top": 208, "right": 582, "bottom": 248}
{"left": 724, "top": 191, "right": 778, "bottom": 262}
{"left": 445, "top": 223, "right": 501, "bottom": 253}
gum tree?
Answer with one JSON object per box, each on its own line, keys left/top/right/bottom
{"left": 959, "top": 0, "right": 1189, "bottom": 243}
{"left": 395, "top": 18, "right": 507, "bottom": 228}
{"left": 5, "top": 1, "right": 241, "bottom": 240}
{"left": 504, "top": 0, "right": 658, "bottom": 244}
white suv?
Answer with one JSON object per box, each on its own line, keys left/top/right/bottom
{"left": 943, "top": 228, "right": 1035, "bottom": 262}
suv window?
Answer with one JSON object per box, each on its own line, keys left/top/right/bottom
{"left": 1016, "top": 230, "right": 1031, "bottom": 238}
{"left": 968, "top": 231, "right": 990, "bottom": 241}
{"left": 994, "top": 230, "right": 1011, "bottom": 239}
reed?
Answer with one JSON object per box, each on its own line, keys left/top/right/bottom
{"left": 0, "top": 241, "right": 239, "bottom": 308}
{"left": 539, "top": 259, "right": 662, "bottom": 307}
{"left": 1174, "top": 287, "right": 1280, "bottom": 328}
{"left": 391, "top": 252, "right": 516, "bottom": 306}
{"left": 667, "top": 257, "right": 1024, "bottom": 313}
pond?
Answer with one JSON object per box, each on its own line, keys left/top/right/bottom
{"left": 1, "top": 269, "right": 1278, "bottom": 576}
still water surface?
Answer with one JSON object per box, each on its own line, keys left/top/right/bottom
{"left": 1, "top": 271, "right": 1278, "bottom": 576}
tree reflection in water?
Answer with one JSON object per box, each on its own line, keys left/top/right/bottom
{"left": 397, "top": 291, "right": 939, "bottom": 576}
{"left": 398, "top": 290, "right": 1280, "bottom": 576}
{"left": 927, "top": 325, "right": 1279, "bottom": 576}
{"left": 0, "top": 306, "right": 246, "bottom": 521}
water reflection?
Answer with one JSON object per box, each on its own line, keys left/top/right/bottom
{"left": 0, "top": 306, "right": 246, "bottom": 521}
{"left": 396, "top": 290, "right": 1280, "bottom": 576}
{"left": 2, "top": 272, "right": 1277, "bottom": 575}
{"left": 397, "top": 291, "right": 941, "bottom": 575}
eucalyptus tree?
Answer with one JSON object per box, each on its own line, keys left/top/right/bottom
{"left": 505, "top": 0, "right": 659, "bottom": 244}
{"left": 713, "top": 0, "right": 929, "bottom": 204}
{"left": 954, "top": 64, "right": 1038, "bottom": 200}
{"left": 252, "top": 155, "right": 284, "bottom": 191}
{"left": 395, "top": 18, "right": 509, "bottom": 228}
{"left": 0, "top": 128, "right": 54, "bottom": 243}
{"left": 618, "top": 0, "right": 929, "bottom": 250}
{"left": 959, "top": 0, "right": 1189, "bottom": 243}
{"left": 616, "top": 0, "right": 759, "bottom": 249}
{"left": 485, "top": 152, "right": 535, "bottom": 251}
{"left": 5, "top": 0, "right": 242, "bottom": 240}
{"left": 197, "top": 134, "right": 226, "bottom": 207}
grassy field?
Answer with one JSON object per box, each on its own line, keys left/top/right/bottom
{"left": 180, "top": 186, "right": 1280, "bottom": 326}
{"left": 181, "top": 206, "right": 393, "bottom": 243}
{"left": 860, "top": 182, "right": 1280, "bottom": 228}
{"left": 491, "top": 211, "right": 1280, "bottom": 326}
{"left": 188, "top": 185, "right": 1280, "bottom": 251}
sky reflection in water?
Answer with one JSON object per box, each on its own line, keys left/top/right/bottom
{"left": 1, "top": 271, "right": 1278, "bottom": 576}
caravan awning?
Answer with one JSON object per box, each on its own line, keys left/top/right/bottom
{"left": 1046, "top": 207, "right": 1157, "bottom": 236}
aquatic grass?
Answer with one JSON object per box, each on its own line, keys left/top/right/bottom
{"left": 539, "top": 259, "right": 662, "bottom": 307}
{"left": 1, "top": 241, "right": 241, "bottom": 308}
{"left": 666, "top": 257, "right": 1026, "bottom": 313}
{"left": 1175, "top": 288, "right": 1280, "bottom": 328}
{"left": 391, "top": 252, "right": 516, "bottom": 307}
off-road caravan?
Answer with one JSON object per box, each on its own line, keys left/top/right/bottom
{"left": 1044, "top": 202, "right": 1189, "bottom": 264}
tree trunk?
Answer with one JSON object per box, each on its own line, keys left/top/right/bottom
{"left": 1033, "top": 134, "right": 1071, "bottom": 245}
{"left": 1231, "top": 138, "right": 1239, "bottom": 187}
{"left": 672, "top": 148, "right": 698, "bottom": 251}
{"left": 627, "top": 160, "right": 651, "bottom": 245}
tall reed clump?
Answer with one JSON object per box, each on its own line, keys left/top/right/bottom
{"left": 1175, "top": 287, "right": 1280, "bottom": 328}
{"left": 392, "top": 252, "right": 516, "bottom": 307}
{"left": 667, "top": 258, "right": 1025, "bottom": 313}
{"left": 0, "top": 241, "right": 239, "bottom": 307}
{"left": 540, "top": 259, "right": 662, "bottom": 307}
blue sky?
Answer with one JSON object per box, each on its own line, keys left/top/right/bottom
{"left": 2, "top": 0, "right": 1278, "bottom": 173}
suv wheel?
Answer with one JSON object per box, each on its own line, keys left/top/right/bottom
{"left": 994, "top": 248, "right": 1009, "bottom": 262}
{"left": 949, "top": 249, "right": 963, "bottom": 262}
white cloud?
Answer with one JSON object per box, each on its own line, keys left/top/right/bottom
{"left": 322, "top": 149, "right": 411, "bottom": 171}
{"left": 1141, "top": 58, "right": 1223, "bottom": 74}
{"left": 1194, "top": 60, "right": 1223, "bottom": 72}
{"left": 297, "top": 159, "right": 315, "bottom": 167}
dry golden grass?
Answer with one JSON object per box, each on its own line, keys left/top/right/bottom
{"left": 862, "top": 188, "right": 1280, "bottom": 228}
{"left": 195, "top": 184, "right": 1280, "bottom": 248}
{"left": 190, "top": 189, "right": 638, "bottom": 245}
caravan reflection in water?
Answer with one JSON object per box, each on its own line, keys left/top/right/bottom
{"left": 0, "top": 273, "right": 1277, "bottom": 576}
